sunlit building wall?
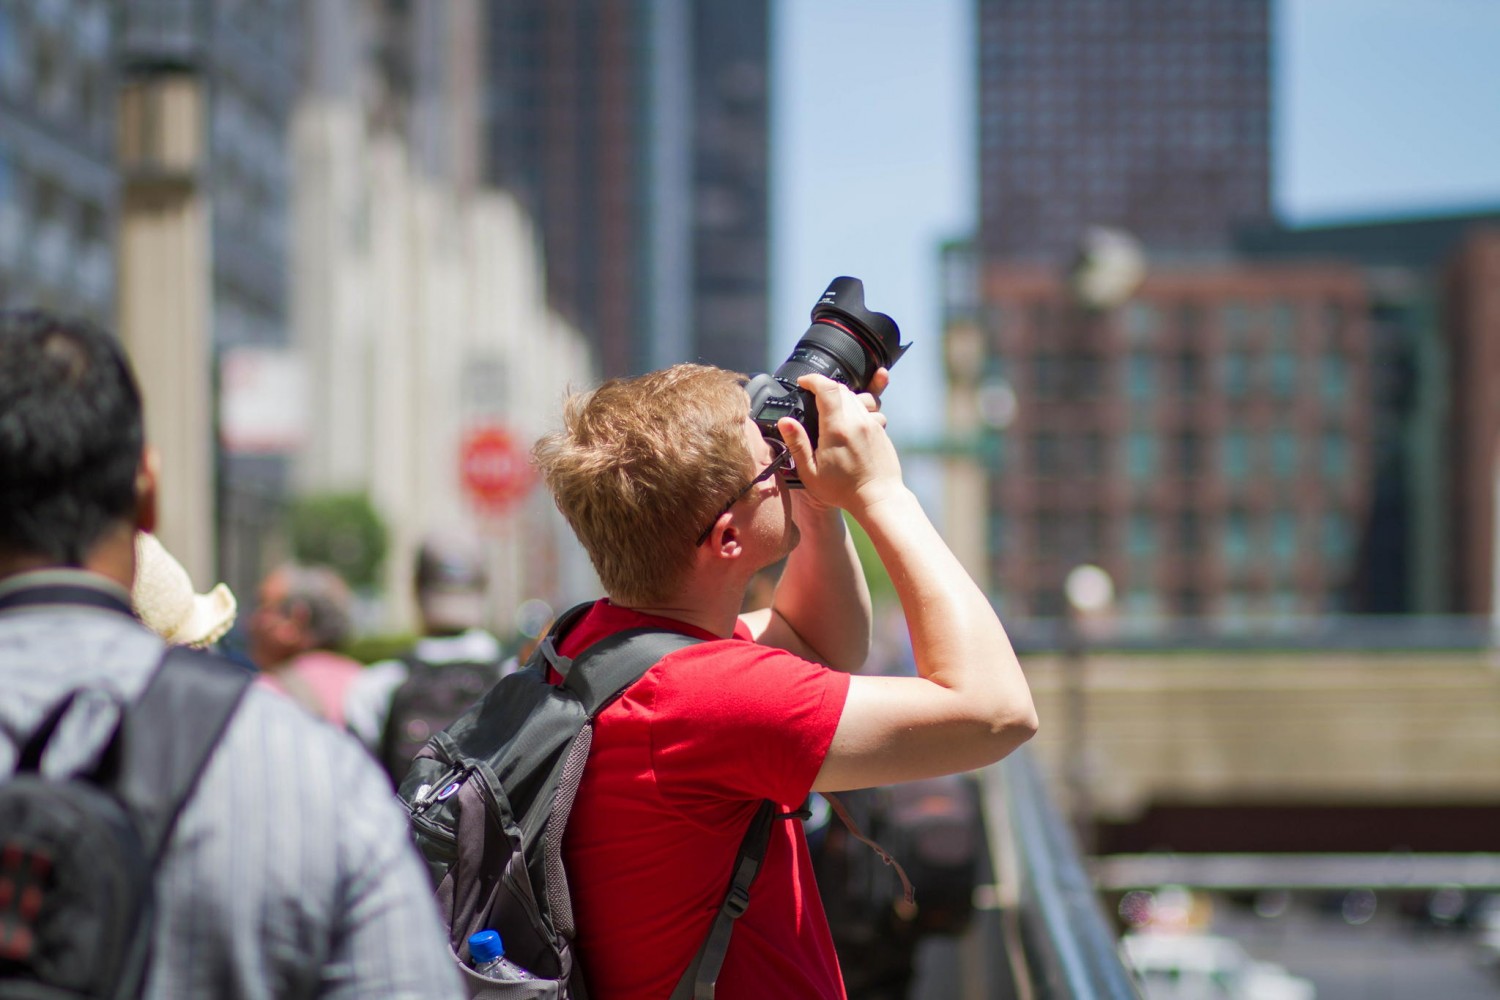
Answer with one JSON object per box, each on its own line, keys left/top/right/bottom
{"left": 294, "top": 0, "right": 599, "bottom": 635}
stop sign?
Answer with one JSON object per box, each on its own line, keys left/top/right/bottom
{"left": 459, "top": 425, "right": 534, "bottom": 513}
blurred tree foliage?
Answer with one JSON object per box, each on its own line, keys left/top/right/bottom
{"left": 286, "top": 492, "right": 388, "bottom": 590}
{"left": 846, "top": 513, "right": 895, "bottom": 604}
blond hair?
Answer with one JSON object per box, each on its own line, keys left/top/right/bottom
{"left": 533, "top": 364, "right": 754, "bottom": 605}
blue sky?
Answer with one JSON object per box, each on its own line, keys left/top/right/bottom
{"left": 769, "top": 0, "right": 1500, "bottom": 475}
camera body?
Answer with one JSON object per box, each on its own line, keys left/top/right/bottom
{"left": 746, "top": 276, "right": 909, "bottom": 485}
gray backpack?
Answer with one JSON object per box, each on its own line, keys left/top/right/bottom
{"left": 0, "top": 632, "right": 250, "bottom": 999}
{"left": 398, "top": 603, "right": 783, "bottom": 999}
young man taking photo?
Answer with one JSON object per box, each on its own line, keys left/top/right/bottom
{"left": 530, "top": 361, "right": 1036, "bottom": 999}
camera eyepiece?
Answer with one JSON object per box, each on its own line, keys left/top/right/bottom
{"left": 746, "top": 276, "right": 909, "bottom": 486}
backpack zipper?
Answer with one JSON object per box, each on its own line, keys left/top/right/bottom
{"left": 410, "top": 763, "right": 471, "bottom": 816}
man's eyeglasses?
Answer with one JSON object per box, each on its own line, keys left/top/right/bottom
{"left": 694, "top": 438, "right": 792, "bottom": 547}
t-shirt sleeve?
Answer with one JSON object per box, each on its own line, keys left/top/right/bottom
{"left": 646, "top": 641, "right": 850, "bottom": 809}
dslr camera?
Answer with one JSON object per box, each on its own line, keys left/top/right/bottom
{"left": 746, "top": 276, "right": 909, "bottom": 486}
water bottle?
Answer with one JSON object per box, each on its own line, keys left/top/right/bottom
{"left": 468, "top": 930, "right": 535, "bottom": 982}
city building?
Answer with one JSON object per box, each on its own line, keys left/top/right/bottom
{"left": 945, "top": 250, "right": 1374, "bottom": 624}
{"left": 1239, "top": 209, "right": 1500, "bottom": 615}
{"left": 0, "top": 0, "right": 116, "bottom": 326}
{"left": 1441, "top": 227, "right": 1500, "bottom": 617}
{"left": 484, "top": 0, "right": 771, "bottom": 377}
{"left": 293, "top": 0, "right": 598, "bottom": 633}
{"left": 977, "top": 0, "right": 1271, "bottom": 267}
{"left": 0, "top": 0, "right": 296, "bottom": 592}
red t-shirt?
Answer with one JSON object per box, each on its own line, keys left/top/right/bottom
{"left": 557, "top": 600, "right": 852, "bottom": 1000}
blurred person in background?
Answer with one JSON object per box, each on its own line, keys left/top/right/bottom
{"left": 250, "top": 562, "right": 364, "bottom": 727}
{"left": 0, "top": 308, "right": 462, "bottom": 998}
{"left": 345, "top": 532, "right": 513, "bottom": 784}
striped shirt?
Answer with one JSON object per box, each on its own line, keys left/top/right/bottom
{"left": 0, "top": 571, "right": 464, "bottom": 999}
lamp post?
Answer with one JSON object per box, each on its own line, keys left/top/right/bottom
{"left": 1062, "top": 564, "right": 1115, "bottom": 852}
{"left": 1057, "top": 228, "right": 1144, "bottom": 853}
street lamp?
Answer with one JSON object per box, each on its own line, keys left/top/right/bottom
{"left": 1057, "top": 228, "right": 1143, "bottom": 853}
{"left": 1062, "top": 563, "right": 1115, "bottom": 853}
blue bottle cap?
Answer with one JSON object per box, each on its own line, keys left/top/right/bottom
{"left": 469, "top": 930, "right": 506, "bottom": 964}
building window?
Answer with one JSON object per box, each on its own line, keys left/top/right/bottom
{"left": 1225, "top": 508, "right": 1251, "bottom": 568}
{"left": 1322, "top": 430, "right": 1349, "bottom": 479}
{"left": 1125, "top": 301, "right": 1157, "bottom": 345}
{"left": 1032, "top": 432, "right": 1060, "bottom": 476}
{"left": 1271, "top": 510, "right": 1298, "bottom": 564}
{"left": 1222, "top": 301, "right": 1253, "bottom": 347}
{"left": 1178, "top": 508, "right": 1203, "bottom": 555}
{"left": 1126, "top": 429, "right": 1156, "bottom": 482}
{"left": 1270, "top": 301, "right": 1297, "bottom": 340}
{"left": 1221, "top": 429, "right": 1250, "bottom": 481}
{"left": 1079, "top": 431, "right": 1106, "bottom": 477}
{"left": 988, "top": 511, "right": 1009, "bottom": 557}
{"left": 1175, "top": 430, "right": 1202, "bottom": 477}
{"left": 1175, "top": 349, "right": 1202, "bottom": 396}
{"left": 1177, "top": 302, "right": 1203, "bottom": 338}
{"left": 1128, "top": 511, "right": 1156, "bottom": 560}
{"left": 1036, "top": 511, "right": 1063, "bottom": 558}
{"left": 1269, "top": 346, "right": 1297, "bottom": 397}
{"left": 1032, "top": 588, "right": 1066, "bottom": 618}
{"left": 1032, "top": 351, "right": 1061, "bottom": 398}
{"left": 1270, "top": 428, "right": 1298, "bottom": 479}
{"left": 1322, "top": 512, "right": 1353, "bottom": 560}
{"left": 1176, "top": 587, "right": 1204, "bottom": 616}
{"left": 1320, "top": 353, "right": 1348, "bottom": 404}
{"left": 1128, "top": 353, "right": 1154, "bottom": 402}
{"left": 1221, "top": 351, "right": 1250, "bottom": 397}
{"left": 1123, "top": 587, "right": 1160, "bottom": 620}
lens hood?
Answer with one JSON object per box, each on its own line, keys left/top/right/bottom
{"left": 810, "top": 277, "right": 910, "bottom": 370}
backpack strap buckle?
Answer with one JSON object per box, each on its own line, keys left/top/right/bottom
{"left": 723, "top": 884, "right": 751, "bottom": 919}
{"left": 538, "top": 635, "right": 574, "bottom": 679}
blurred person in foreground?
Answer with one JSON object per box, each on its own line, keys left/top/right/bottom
{"left": 523, "top": 362, "right": 1036, "bottom": 998}
{"left": 249, "top": 561, "right": 364, "bottom": 727}
{"left": 0, "top": 309, "right": 461, "bottom": 998}
{"left": 345, "top": 532, "right": 513, "bottom": 784}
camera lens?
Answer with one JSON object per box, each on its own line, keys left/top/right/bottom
{"left": 746, "top": 277, "right": 910, "bottom": 484}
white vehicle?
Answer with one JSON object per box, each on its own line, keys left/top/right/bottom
{"left": 1475, "top": 894, "right": 1500, "bottom": 970}
{"left": 1121, "top": 931, "right": 1317, "bottom": 1000}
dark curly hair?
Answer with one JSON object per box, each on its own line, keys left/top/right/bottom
{"left": 0, "top": 309, "right": 145, "bottom": 564}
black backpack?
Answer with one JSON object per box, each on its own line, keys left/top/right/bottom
{"left": 398, "top": 603, "right": 783, "bottom": 1000}
{"left": 379, "top": 648, "right": 508, "bottom": 784}
{"left": 809, "top": 772, "right": 981, "bottom": 965}
{"left": 0, "top": 643, "right": 251, "bottom": 999}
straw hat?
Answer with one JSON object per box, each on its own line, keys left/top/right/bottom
{"left": 132, "top": 532, "right": 238, "bottom": 648}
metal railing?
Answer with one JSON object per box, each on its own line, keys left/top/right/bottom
{"left": 983, "top": 747, "right": 1143, "bottom": 1000}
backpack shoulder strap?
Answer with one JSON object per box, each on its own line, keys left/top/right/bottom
{"left": 671, "top": 800, "right": 783, "bottom": 1000}
{"left": 532, "top": 601, "right": 706, "bottom": 716}
{"left": 563, "top": 627, "right": 706, "bottom": 716}
{"left": 111, "top": 645, "right": 254, "bottom": 863}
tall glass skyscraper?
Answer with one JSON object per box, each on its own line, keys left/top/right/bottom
{"left": 485, "top": 0, "right": 771, "bottom": 378}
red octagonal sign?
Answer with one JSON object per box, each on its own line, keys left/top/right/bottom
{"left": 459, "top": 425, "right": 535, "bottom": 514}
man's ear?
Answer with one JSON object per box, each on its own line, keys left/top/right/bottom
{"left": 714, "top": 524, "right": 745, "bottom": 560}
{"left": 135, "top": 446, "right": 159, "bottom": 535}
